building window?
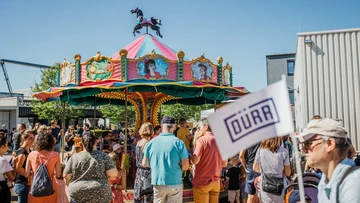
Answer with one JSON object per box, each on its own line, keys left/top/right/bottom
{"left": 289, "top": 90, "right": 294, "bottom": 105}
{"left": 287, "top": 60, "right": 295, "bottom": 76}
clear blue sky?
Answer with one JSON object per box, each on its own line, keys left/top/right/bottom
{"left": 1, "top": 0, "right": 359, "bottom": 92}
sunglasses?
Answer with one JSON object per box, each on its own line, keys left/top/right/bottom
{"left": 301, "top": 138, "right": 324, "bottom": 150}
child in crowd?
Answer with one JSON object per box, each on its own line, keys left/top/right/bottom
{"left": 109, "top": 152, "right": 125, "bottom": 203}
{"left": 227, "top": 156, "right": 241, "bottom": 203}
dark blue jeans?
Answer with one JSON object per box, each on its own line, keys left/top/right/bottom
{"left": 14, "top": 183, "right": 30, "bottom": 203}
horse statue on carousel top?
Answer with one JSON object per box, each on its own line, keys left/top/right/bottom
{"left": 130, "top": 7, "right": 163, "bottom": 38}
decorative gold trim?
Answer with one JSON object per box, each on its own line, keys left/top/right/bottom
{"left": 217, "top": 57, "right": 223, "bottom": 65}
{"left": 74, "top": 54, "right": 81, "bottom": 61}
{"left": 119, "top": 49, "right": 128, "bottom": 57}
{"left": 151, "top": 95, "right": 177, "bottom": 126}
{"left": 177, "top": 51, "right": 185, "bottom": 59}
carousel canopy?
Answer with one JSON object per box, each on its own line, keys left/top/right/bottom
{"left": 112, "top": 34, "right": 179, "bottom": 60}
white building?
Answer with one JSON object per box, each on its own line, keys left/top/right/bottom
{"left": 294, "top": 28, "right": 360, "bottom": 149}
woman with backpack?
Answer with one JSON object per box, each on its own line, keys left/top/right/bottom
{"left": 24, "top": 131, "right": 62, "bottom": 202}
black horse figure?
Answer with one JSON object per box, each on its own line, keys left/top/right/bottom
{"left": 130, "top": 7, "right": 163, "bottom": 38}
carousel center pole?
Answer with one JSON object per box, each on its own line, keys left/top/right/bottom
{"left": 61, "top": 101, "right": 66, "bottom": 162}
{"left": 214, "top": 100, "right": 217, "bottom": 111}
{"left": 124, "top": 88, "right": 128, "bottom": 191}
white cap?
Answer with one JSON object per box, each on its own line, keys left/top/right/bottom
{"left": 112, "top": 143, "right": 121, "bottom": 152}
{"left": 297, "top": 118, "right": 347, "bottom": 142}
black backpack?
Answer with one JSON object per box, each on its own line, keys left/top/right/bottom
{"left": 30, "top": 152, "right": 55, "bottom": 197}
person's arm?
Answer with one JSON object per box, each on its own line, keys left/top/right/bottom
{"left": 55, "top": 161, "right": 62, "bottom": 179}
{"left": 64, "top": 174, "right": 72, "bottom": 186}
{"left": 24, "top": 156, "right": 32, "bottom": 178}
{"left": 119, "top": 170, "right": 126, "bottom": 190}
{"left": 239, "top": 150, "right": 247, "bottom": 171}
{"left": 5, "top": 169, "right": 16, "bottom": 181}
{"left": 191, "top": 154, "right": 201, "bottom": 165}
{"left": 15, "top": 154, "right": 26, "bottom": 176}
{"left": 181, "top": 158, "right": 189, "bottom": 171}
{"left": 284, "top": 165, "right": 291, "bottom": 177}
{"left": 142, "top": 156, "right": 150, "bottom": 168}
{"left": 253, "top": 149, "right": 261, "bottom": 173}
{"left": 253, "top": 162, "right": 260, "bottom": 173}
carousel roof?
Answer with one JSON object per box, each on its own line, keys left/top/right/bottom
{"left": 112, "top": 34, "right": 178, "bottom": 60}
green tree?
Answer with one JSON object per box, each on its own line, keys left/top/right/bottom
{"left": 31, "top": 65, "right": 84, "bottom": 120}
{"left": 99, "top": 105, "right": 136, "bottom": 127}
{"left": 160, "top": 103, "right": 213, "bottom": 121}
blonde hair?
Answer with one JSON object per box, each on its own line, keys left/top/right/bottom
{"left": 139, "top": 122, "right": 154, "bottom": 138}
{"left": 109, "top": 152, "right": 121, "bottom": 171}
{"left": 260, "top": 136, "right": 282, "bottom": 153}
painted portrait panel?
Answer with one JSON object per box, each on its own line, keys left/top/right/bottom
{"left": 191, "top": 61, "right": 213, "bottom": 81}
{"left": 223, "top": 69, "right": 230, "bottom": 85}
{"left": 137, "top": 57, "right": 169, "bottom": 80}
{"left": 86, "top": 59, "right": 113, "bottom": 81}
{"left": 60, "top": 64, "right": 75, "bottom": 86}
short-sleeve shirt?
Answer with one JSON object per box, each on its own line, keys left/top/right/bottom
{"left": 317, "top": 158, "right": 360, "bottom": 202}
{"left": 0, "top": 156, "right": 13, "bottom": 181}
{"left": 64, "top": 150, "right": 115, "bottom": 203}
{"left": 255, "top": 147, "right": 290, "bottom": 178}
{"left": 144, "top": 132, "right": 188, "bottom": 186}
{"left": 227, "top": 166, "right": 241, "bottom": 190}
{"left": 51, "top": 127, "right": 60, "bottom": 144}
{"left": 193, "top": 131, "right": 223, "bottom": 188}
{"left": 177, "top": 127, "right": 190, "bottom": 151}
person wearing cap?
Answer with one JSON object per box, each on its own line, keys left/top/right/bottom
{"left": 298, "top": 118, "right": 360, "bottom": 202}
{"left": 142, "top": 116, "right": 189, "bottom": 202}
{"left": 191, "top": 118, "right": 227, "bottom": 203}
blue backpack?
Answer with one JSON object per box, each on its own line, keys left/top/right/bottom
{"left": 30, "top": 152, "right": 55, "bottom": 197}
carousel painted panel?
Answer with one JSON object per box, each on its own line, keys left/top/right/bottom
{"left": 183, "top": 58, "right": 218, "bottom": 84}
{"left": 80, "top": 57, "right": 121, "bottom": 84}
{"left": 60, "top": 60, "right": 76, "bottom": 87}
{"left": 127, "top": 56, "right": 177, "bottom": 81}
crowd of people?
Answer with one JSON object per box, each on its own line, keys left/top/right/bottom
{"left": 0, "top": 115, "right": 359, "bottom": 203}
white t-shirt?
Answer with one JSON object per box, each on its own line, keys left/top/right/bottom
{"left": 0, "top": 156, "right": 13, "bottom": 181}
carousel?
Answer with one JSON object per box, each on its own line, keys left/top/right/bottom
{"left": 33, "top": 7, "right": 249, "bottom": 202}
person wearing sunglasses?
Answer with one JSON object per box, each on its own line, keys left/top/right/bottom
{"left": 65, "top": 125, "right": 76, "bottom": 152}
{"left": 297, "top": 118, "right": 360, "bottom": 202}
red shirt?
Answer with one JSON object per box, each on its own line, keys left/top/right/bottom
{"left": 193, "top": 131, "right": 223, "bottom": 188}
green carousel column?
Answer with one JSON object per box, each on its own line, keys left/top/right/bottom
{"left": 119, "top": 49, "right": 128, "bottom": 81}
{"left": 56, "top": 63, "right": 61, "bottom": 87}
{"left": 217, "top": 57, "right": 223, "bottom": 85}
{"left": 177, "top": 51, "right": 185, "bottom": 81}
{"left": 74, "top": 54, "right": 81, "bottom": 85}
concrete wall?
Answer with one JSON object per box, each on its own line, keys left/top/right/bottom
{"left": 266, "top": 53, "right": 296, "bottom": 121}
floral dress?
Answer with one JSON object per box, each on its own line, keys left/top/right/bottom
{"left": 133, "top": 144, "right": 152, "bottom": 203}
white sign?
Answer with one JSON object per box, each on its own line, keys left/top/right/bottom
{"left": 208, "top": 79, "right": 294, "bottom": 159}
